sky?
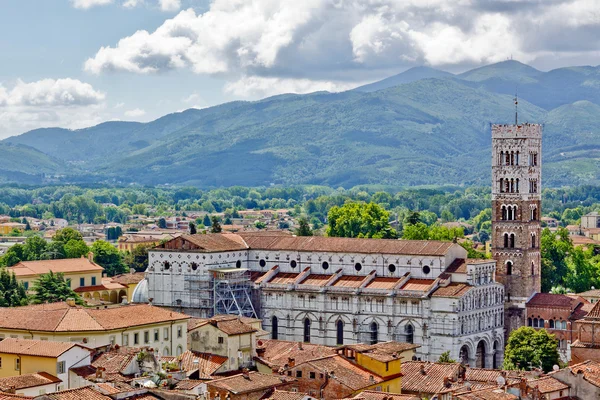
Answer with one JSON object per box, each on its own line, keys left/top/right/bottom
{"left": 1, "top": 0, "right": 600, "bottom": 138}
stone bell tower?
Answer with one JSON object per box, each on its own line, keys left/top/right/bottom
{"left": 491, "top": 123, "right": 542, "bottom": 334}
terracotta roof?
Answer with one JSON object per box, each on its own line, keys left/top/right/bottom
{"left": 176, "top": 350, "right": 228, "bottom": 378}
{"left": 95, "top": 382, "right": 135, "bottom": 394}
{"left": 160, "top": 234, "right": 248, "bottom": 252}
{"left": 445, "top": 258, "right": 467, "bottom": 273}
{"left": 0, "top": 303, "right": 189, "bottom": 332}
{"left": 432, "top": 283, "right": 473, "bottom": 298}
{"left": 332, "top": 275, "right": 365, "bottom": 288}
{"left": 400, "top": 279, "right": 435, "bottom": 291}
{"left": 302, "top": 355, "right": 383, "bottom": 390}
{"left": 8, "top": 258, "right": 103, "bottom": 277}
{"left": 366, "top": 277, "right": 401, "bottom": 290}
{"left": 0, "top": 372, "right": 61, "bottom": 391}
{"left": 111, "top": 272, "right": 146, "bottom": 285}
{"left": 255, "top": 339, "right": 336, "bottom": 369}
{"left": 74, "top": 278, "right": 126, "bottom": 293}
{"left": 342, "top": 341, "right": 420, "bottom": 363}
{"left": 577, "top": 289, "right": 600, "bottom": 297}
{"left": 527, "top": 376, "right": 569, "bottom": 393}
{"left": 237, "top": 232, "right": 459, "bottom": 256}
{"left": 456, "top": 389, "right": 518, "bottom": 400}
{"left": 188, "top": 315, "right": 256, "bottom": 335}
{"left": 0, "top": 338, "right": 84, "bottom": 358}
{"left": 207, "top": 372, "right": 293, "bottom": 394}
{"left": 401, "top": 361, "right": 459, "bottom": 394}
{"left": 585, "top": 300, "right": 600, "bottom": 319}
{"left": 37, "top": 386, "right": 112, "bottom": 400}
{"left": 526, "top": 293, "right": 582, "bottom": 308}
{"left": 266, "top": 390, "right": 313, "bottom": 400}
{"left": 350, "top": 391, "right": 420, "bottom": 400}
{"left": 555, "top": 360, "right": 600, "bottom": 388}
{"left": 0, "top": 395, "right": 32, "bottom": 400}
{"left": 300, "top": 274, "right": 333, "bottom": 286}
{"left": 269, "top": 273, "right": 299, "bottom": 285}
{"left": 174, "top": 379, "right": 205, "bottom": 390}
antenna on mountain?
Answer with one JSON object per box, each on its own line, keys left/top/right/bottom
{"left": 514, "top": 87, "right": 518, "bottom": 125}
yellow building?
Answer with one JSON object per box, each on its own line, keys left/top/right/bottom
{"left": 0, "top": 338, "right": 92, "bottom": 393}
{"left": 0, "top": 223, "right": 26, "bottom": 235}
{"left": 108, "top": 271, "right": 146, "bottom": 302}
{"left": 0, "top": 301, "right": 190, "bottom": 356}
{"left": 338, "top": 341, "right": 419, "bottom": 381}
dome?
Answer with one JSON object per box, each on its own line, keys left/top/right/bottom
{"left": 131, "top": 278, "right": 149, "bottom": 304}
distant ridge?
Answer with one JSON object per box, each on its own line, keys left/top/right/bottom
{"left": 354, "top": 66, "right": 454, "bottom": 92}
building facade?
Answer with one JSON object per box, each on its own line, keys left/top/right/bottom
{"left": 491, "top": 123, "right": 542, "bottom": 334}
{"left": 146, "top": 233, "right": 505, "bottom": 367}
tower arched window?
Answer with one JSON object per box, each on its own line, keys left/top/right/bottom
{"left": 303, "top": 318, "right": 311, "bottom": 343}
{"left": 516, "top": 151, "right": 519, "bottom": 165}
{"left": 506, "top": 206, "right": 512, "bottom": 220}
{"left": 509, "top": 233, "right": 515, "bottom": 248}
{"left": 336, "top": 320, "right": 344, "bottom": 345}
{"left": 506, "top": 261, "right": 513, "bottom": 276}
{"left": 370, "top": 322, "right": 379, "bottom": 345}
{"left": 531, "top": 262, "right": 535, "bottom": 276}
{"left": 516, "top": 178, "right": 519, "bottom": 193}
{"left": 505, "top": 152, "right": 510, "bottom": 165}
{"left": 505, "top": 179, "right": 510, "bottom": 193}
{"left": 272, "top": 316, "right": 278, "bottom": 340}
{"left": 405, "top": 324, "right": 414, "bottom": 344}
{"left": 500, "top": 178, "right": 504, "bottom": 193}
{"left": 510, "top": 151, "right": 514, "bottom": 166}
{"left": 501, "top": 205, "right": 507, "bottom": 220}
{"left": 532, "top": 208, "right": 537, "bottom": 221}
{"left": 503, "top": 233, "right": 509, "bottom": 248}
{"left": 499, "top": 151, "right": 504, "bottom": 165}
{"left": 510, "top": 179, "right": 514, "bottom": 193}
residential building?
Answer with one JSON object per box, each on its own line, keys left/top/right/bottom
{"left": 570, "top": 300, "right": 600, "bottom": 364}
{"left": 117, "top": 232, "right": 180, "bottom": 252}
{"left": 525, "top": 376, "right": 570, "bottom": 400}
{"left": 581, "top": 211, "right": 600, "bottom": 229}
{"left": 255, "top": 340, "right": 337, "bottom": 375}
{"left": 8, "top": 256, "right": 104, "bottom": 294}
{"left": 525, "top": 292, "right": 593, "bottom": 362}
{"left": 146, "top": 232, "right": 505, "bottom": 365}
{"left": 337, "top": 341, "right": 420, "bottom": 379}
{"left": 0, "top": 373, "right": 62, "bottom": 397}
{"left": 173, "top": 350, "right": 228, "bottom": 379}
{"left": 0, "top": 338, "right": 91, "bottom": 390}
{"left": 491, "top": 123, "right": 542, "bottom": 335}
{"left": 576, "top": 288, "right": 600, "bottom": 304}
{"left": 547, "top": 360, "right": 600, "bottom": 399}
{"left": 206, "top": 371, "right": 295, "bottom": 400}
{"left": 188, "top": 314, "right": 261, "bottom": 371}
{"left": 28, "top": 386, "right": 111, "bottom": 400}
{"left": 104, "top": 272, "right": 146, "bottom": 302}
{"left": 0, "top": 223, "right": 26, "bottom": 235}
{"left": 348, "top": 391, "right": 419, "bottom": 400}
{"left": 0, "top": 302, "right": 189, "bottom": 356}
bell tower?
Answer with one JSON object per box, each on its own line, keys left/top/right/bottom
{"left": 491, "top": 123, "right": 541, "bottom": 334}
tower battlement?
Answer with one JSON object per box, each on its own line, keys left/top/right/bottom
{"left": 491, "top": 123, "right": 542, "bottom": 139}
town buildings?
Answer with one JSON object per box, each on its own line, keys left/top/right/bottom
{"left": 570, "top": 301, "right": 600, "bottom": 364}
{"left": 145, "top": 232, "right": 505, "bottom": 366}
{"left": 491, "top": 123, "right": 542, "bottom": 334}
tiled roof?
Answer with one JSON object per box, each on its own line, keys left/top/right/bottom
{"left": 255, "top": 339, "right": 336, "bottom": 369}
{"left": 445, "top": 258, "right": 467, "bottom": 273}
{"left": 160, "top": 234, "right": 248, "bottom": 252}
{"left": 237, "top": 232, "right": 459, "bottom": 256}
{"left": 92, "top": 348, "right": 140, "bottom": 374}
{"left": 585, "top": 300, "right": 600, "bottom": 320}
{"left": 526, "top": 293, "right": 582, "bottom": 308}
{"left": 176, "top": 350, "right": 228, "bottom": 378}
{"left": 207, "top": 372, "right": 293, "bottom": 394}
{"left": 455, "top": 388, "right": 518, "bottom": 400}
{"left": 37, "top": 386, "right": 112, "bottom": 400}
{"left": 0, "top": 395, "right": 33, "bottom": 400}
{"left": 302, "top": 355, "right": 383, "bottom": 390}
{"left": 269, "top": 273, "right": 299, "bottom": 285}
{"left": 432, "top": 283, "right": 473, "bottom": 298}
{"left": 0, "top": 372, "right": 61, "bottom": 391}
{"left": 174, "top": 379, "right": 205, "bottom": 390}
{"left": 350, "top": 391, "right": 420, "bottom": 400}
{"left": 0, "top": 338, "right": 84, "bottom": 358}
{"left": 527, "top": 376, "right": 569, "bottom": 393}
{"left": 556, "top": 360, "right": 600, "bottom": 388}
{"left": 342, "top": 341, "right": 420, "bottom": 363}
{"left": 300, "top": 274, "right": 333, "bottom": 286}
{"left": 401, "top": 361, "right": 459, "bottom": 394}
{"left": 266, "top": 390, "right": 312, "bottom": 400}
{"left": 366, "top": 277, "right": 401, "bottom": 290}
{"left": 0, "top": 303, "right": 189, "bottom": 332}
{"left": 74, "top": 278, "right": 126, "bottom": 293}
{"left": 95, "top": 381, "right": 135, "bottom": 394}
{"left": 8, "top": 258, "right": 103, "bottom": 277}
{"left": 400, "top": 279, "right": 435, "bottom": 291}
{"left": 188, "top": 315, "right": 256, "bottom": 335}
{"left": 111, "top": 272, "right": 146, "bottom": 285}
{"left": 332, "top": 276, "right": 365, "bottom": 288}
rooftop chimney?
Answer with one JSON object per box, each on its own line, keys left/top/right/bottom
{"left": 242, "top": 368, "right": 250, "bottom": 380}
{"left": 288, "top": 357, "right": 295, "bottom": 368}
{"left": 87, "top": 252, "right": 94, "bottom": 262}
{"left": 420, "top": 364, "right": 426, "bottom": 375}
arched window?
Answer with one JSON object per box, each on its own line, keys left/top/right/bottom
{"left": 510, "top": 179, "right": 514, "bottom": 193}
{"left": 370, "top": 322, "right": 378, "bottom": 345}
{"left": 531, "top": 234, "right": 536, "bottom": 248}
{"left": 405, "top": 324, "right": 414, "bottom": 344}
{"left": 531, "top": 208, "right": 537, "bottom": 221}
{"left": 509, "top": 234, "right": 515, "bottom": 248}
{"left": 531, "top": 262, "right": 535, "bottom": 276}
{"left": 516, "top": 151, "right": 519, "bottom": 165}
{"left": 504, "top": 233, "right": 509, "bottom": 248}
{"left": 533, "top": 318, "right": 538, "bottom": 328}
{"left": 303, "top": 318, "right": 311, "bottom": 343}
{"left": 539, "top": 318, "right": 545, "bottom": 328}
{"left": 336, "top": 320, "right": 344, "bottom": 345}
{"left": 501, "top": 205, "right": 507, "bottom": 220}
{"left": 499, "top": 151, "right": 504, "bottom": 165}
{"left": 163, "top": 347, "right": 170, "bottom": 356}
{"left": 505, "top": 152, "right": 510, "bottom": 165}
{"left": 176, "top": 346, "right": 183, "bottom": 356}
{"left": 506, "top": 206, "right": 512, "bottom": 220}
{"left": 510, "top": 151, "right": 514, "bottom": 165}
{"left": 506, "top": 261, "right": 513, "bottom": 276}
{"left": 500, "top": 178, "right": 504, "bottom": 193}
{"left": 505, "top": 179, "right": 510, "bottom": 193}
{"left": 272, "top": 316, "right": 278, "bottom": 340}
{"left": 528, "top": 318, "right": 532, "bottom": 326}
{"left": 549, "top": 319, "right": 555, "bottom": 329}
{"left": 516, "top": 178, "right": 519, "bottom": 193}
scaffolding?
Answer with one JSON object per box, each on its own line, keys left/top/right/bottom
{"left": 209, "top": 268, "right": 257, "bottom": 318}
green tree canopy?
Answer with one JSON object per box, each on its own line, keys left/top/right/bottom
{"left": 326, "top": 202, "right": 397, "bottom": 239}
{"left": 295, "top": 217, "right": 313, "bottom": 236}
{"left": 541, "top": 227, "right": 573, "bottom": 292}
{"left": 64, "top": 239, "right": 90, "bottom": 259}
{"left": 210, "top": 216, "right": 222, "bottom": 233}
{"left": 30, "top": 271, "right": 82, "bottom": 305}
{"left": 438, "top": 351, "right": 456, "bottom": 363}
{"left": 90, "top": 240, "right": 127, "bottom": 276}
{"left": 189, "top": 222, "right": 197, "bottom": 234}
{"left": 124, "top": 244, "right": 151, "bottom": 272}
{"left": 0, "top": 268, "right": 29, "bottom": 307}
{"left": 402, "top": 222, "right": 430, "bottom": 240}
{"left": 53, "top": 228, "right": 84, "bottom": 246}
{"left": 503, "top": 327, "right": 560, "bottom": 372}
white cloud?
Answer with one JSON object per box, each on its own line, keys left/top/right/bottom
{"left": 159, "top": 0, "right": 180, "bottom": 12}
{"left": 71, "top": 0, "right": 113, "bottom": 9}
{"left": 0, "top": 78, "right": 106, "bottom": 138}
{"left": 123, "top": 0, "right": 144, "bottom": 8}
{"left": 224, "top": 76, "right": 360, "bottom": 98}
{"left": 124, "top": 108, "right": 146, "bottom": 117}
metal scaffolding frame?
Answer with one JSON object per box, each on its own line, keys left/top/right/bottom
{"left": 209, "top": 268, "right": 257, "bottom": 318}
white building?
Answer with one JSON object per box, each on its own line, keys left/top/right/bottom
{"left": 145, "top": 232, "right": 505, "bottom": 367}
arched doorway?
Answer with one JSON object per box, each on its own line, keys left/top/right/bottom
{"left": 336, "top": 320, "right": 344, "bottom": 345}
{"left": 118, "top": 289, "right": 127, "bottom": 303}
{"left": 492, "top": 341, "right": 499, "bottom": 369}
{"left": 109, "top": 291, "right": 118, "bottom": 303}
{"left": 271, "top": 316, "right": 278, "bottom": 340}
{"left": 101, "top": 291, "right": 109, "bottom": 302}
{"left": 476, "top": 341, "right": 486, "bottom": 368}
{"left": 459, "top": 345, "right": 469, "bottom": 365}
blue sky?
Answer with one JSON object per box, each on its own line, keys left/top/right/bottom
{"left": 1, "top": 0, "right": 599, "bottom": 138}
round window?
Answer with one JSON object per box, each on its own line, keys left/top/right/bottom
{"left": 236, "top": 260, "right": 242, "bottom": 268}
{"left": 423, "top": 265, "right": 431, "bottom": 274}
{"left": 259, "top": 259, "right": 266, "bottom": 267}
{"left": 290, "top": 260, "right": 297, "bottom": 268}
{"left": 355, "top": 263, "right": 362, "bottom": 272}
{"left": 191, "top": 262, "right": 198, "bottom": 271}
{"left": 388, "top": 264, "right": 396, "bottom": 273}
{"left": 322, "top": 261, "right": 329, "bottom": 270}
{"left": 163, "top": 261, "right": 170, "bottom": 270}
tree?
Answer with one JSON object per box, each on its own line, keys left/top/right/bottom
{"left": 0, "top": 268, "right": 28, "bottom": 307}
{"left": 53, "top": 228, "right": 84, "bottom": 246}
{"left": 189, "top": 222, "right": 197, "bottom": 234}
{"left": 438, "top": 351, "right": 456, "bottom": 363}
{"left": 503, "top": 327, "right": 560, "bottom": 372}
{"left": 210, "top": 216, "right": 222, "bottom": 233}
{"left": 564, "top": 247, "right": 600, "bottom": 293}
{"left": 64, "top": 239, "right": 89, "bottom": 259}
{"left": 203, "top": 215, "right": 212, "bottom": 227}
{"left": 158, "top": 218, "right": 167, "bottom": 229}
{"left": 224, "top": 217, "right": 232, "bottom": 225}
{"left": 440, "top": 209, "right": 454, "bottom": 223}
{"left": 402, "top": 222, "right": 430, "bottom": 240}
{"left": 124, "top": 244, "right": 151, "bottom": 272}
{"left": 30, "top": 271, "right": 82, "bottom": 305}
{"left": 327, "top": 202, "right": 397, "bottom": 239}
{"left": 90, "top": 241, "right": 127, "bottom": 276}
{"left": 254, "top": 220, "right": 266, "bottom": 229}
{"left": 541, "top": 228, "right": 573, "bottom": 292}
{"left": 405, "top": 211, "right": 421, "bottom": 226}
{"left": 295, "top": 217, "right": 313, "bottom": 236}
{"left": 22, "top": 236, "right": 48, "bottom": 261}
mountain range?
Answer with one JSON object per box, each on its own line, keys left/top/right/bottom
{"left": 3, "top": 60, "right": 600, "bottom": 188}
